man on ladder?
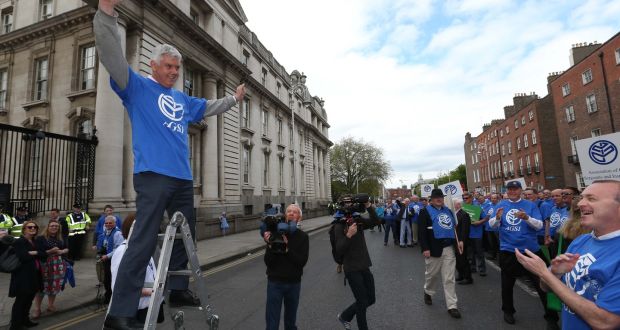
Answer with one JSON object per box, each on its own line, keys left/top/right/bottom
{"left": 94, "top": 1, "right": 246, "bottom": 329}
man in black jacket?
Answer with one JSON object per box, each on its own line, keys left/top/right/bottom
{"left": 334, "top": 195, "right": 381, "bottom": 330}
{"left": 454, "top": 199, "right": 472, "bottom": 284}
{"left": 418, "top": 188, "right": 462, "bottom": 319}
{"left": 263, "top": 204, "right": 309, "bottom": 330}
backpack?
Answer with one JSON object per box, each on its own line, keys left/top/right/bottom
{"left": 0, "top": 245, "right": 21, "bottom": 273}
{"left": 328, "top": 223, "right": 344, "bottom": 264}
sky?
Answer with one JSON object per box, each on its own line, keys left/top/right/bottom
{"left": 240, "top": 0, "right": 620, "bottom": 188}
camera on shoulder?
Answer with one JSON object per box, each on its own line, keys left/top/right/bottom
{"left": 335, "top": 193, "right": 370, "bottom": 226}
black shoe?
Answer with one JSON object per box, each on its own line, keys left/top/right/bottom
{"left": 455, "top": 277, "right": 463, "bottom": 282}
{"left": 24, "top": 320, "right": 39, "bottom": 328}
{"left": 399, "top": 245, "right": 406, "bottom": 248}
{"left": 169, "top": 289, "right": 200, "bottom": 307}
{"left": 479, "top": 271, "right": 487, "bottom": 277}
{"left": 458, "top": 278, "right": 473, "bottom": 285}
{"left": 103, "top": 315, "right": 143, "bottom": 330}
{"left": 407, "top": 245, "right": 414, "bottom": 248}
{"left": 384, "top": 242, "right": 387, "bottom": 246}
{"left": 424, "top": 293, "right": 432, "bottom": 305}
{"left": 503, "top": 312, "right": 515, "bottom": 324}
{"left": 448, "top": 309, "right": 461, "bottom": 319}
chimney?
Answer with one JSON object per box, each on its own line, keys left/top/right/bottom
{"left": 569, "top": 41, "right": 601, "bottom": 66}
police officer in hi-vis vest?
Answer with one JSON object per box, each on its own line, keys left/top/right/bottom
{"left": 5, "top": 206, "right": 30, "bottom": 238}
{"left": 64, "top": 202, "right": 91, "bottom": 260}
{"left": 0, "top": 203, "right": 16, "bottom": 236}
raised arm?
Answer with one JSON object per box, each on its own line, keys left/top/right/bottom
{"left": 94, "top": 0, "right": 129, "bottom": 89}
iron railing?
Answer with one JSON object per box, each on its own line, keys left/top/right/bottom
{"left": 0, "top": 123, "right": 97, "bottom": 217}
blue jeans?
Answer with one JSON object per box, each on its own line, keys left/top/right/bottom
{"left": 266, "top": 280, "right": 301, "bottom": 330}
{"left": 383, "top": 221, "right": 396, "bottom": 244}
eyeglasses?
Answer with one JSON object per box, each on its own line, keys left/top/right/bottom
{"left": 26, "top": 226, "right": 38, "bottom": 229}
{"left": 561, "top": 192, "right": 573, "bottom": 196}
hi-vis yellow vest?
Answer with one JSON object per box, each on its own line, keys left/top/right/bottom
{"left": 65, "top": 212, "right": 91, "bottom": 236}
{"left": 0, "top": 213, "right": 20, "bottom": 237}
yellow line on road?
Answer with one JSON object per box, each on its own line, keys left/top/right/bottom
{"left": 43, "top": 307, "right": 107, "bottom": 330}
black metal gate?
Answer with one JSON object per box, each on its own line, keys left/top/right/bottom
{"left": 0, "top": 123, "right": 97, "bottom": 216}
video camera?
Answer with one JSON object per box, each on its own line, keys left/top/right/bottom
{"left": 335, "top": 193, "right": 370, "bottom": 225}
{"left": 262, "top": 213, "right": 288, "bottom": 254}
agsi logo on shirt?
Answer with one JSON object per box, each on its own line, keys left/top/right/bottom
{"left": 550, "top": 212, "right": 567, "bottom": 228}
{"left": 158, "top": 94, "right": 184, "bottom": 121}
{"left": 438, "top": 213, "right": 453, "bottom": 230}
{"left": 564, "top": 253, "right": 601, "bottom": 315}
{"left": 505, "top": 209, "right": 522, "bottom": 226}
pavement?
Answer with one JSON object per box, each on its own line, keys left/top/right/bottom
{"left": 0, "top": 215, "right": 333, "bottom": 328}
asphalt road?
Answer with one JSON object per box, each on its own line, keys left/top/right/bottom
{"left": 33, "top": 227, "right": 552, "bottom": 329}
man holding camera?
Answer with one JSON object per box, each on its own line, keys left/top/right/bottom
{"left": 262, "top": 204, "right": 309, "bottom": 330}
{"left": 333, "top": 194, "right": 380, "bottom": 330}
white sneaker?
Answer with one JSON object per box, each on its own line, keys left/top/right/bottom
{"left": 337, "top": 314, "right": 352, "bottom": 330}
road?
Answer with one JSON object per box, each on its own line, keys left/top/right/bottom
{"left": 34, "top": 227, "right": 550, "bottom": 329}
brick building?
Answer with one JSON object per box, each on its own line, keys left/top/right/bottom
{"left": 548, "top": 34, "right": 620, "bottom": 190}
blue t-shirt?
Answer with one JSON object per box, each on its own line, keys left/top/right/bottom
{"left": 466, "top": 204, "right": 485, "bottom": 239}
{"left": 538, "top": 201, "right": 554, "bottom": 237}
{"left": 111, "top": 69, "right": 207, "bottom": 180}
{"left": 425, "top": 205, "right": 455, "bottom": 239}
{"left": 547, "top": 205, "right": 569, "bottom": 237}
{"left": 561, "top": 233, "right": 620, "bottom": 330}
{"left": 492, "top": 199, "right": 542, "bottom": 252}
{"left": 484, "top": 203, "right": 499, "bottom": 232}
{"left": 409, "top": 202, "right": 422, "bottom": 224}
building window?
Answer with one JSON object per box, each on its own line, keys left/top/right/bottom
{"left": 519, "top": 158, "right": 523, "bottom": 172}
{"left": 300, "top": 163, "right": 305, "bottom": 193}
{"left": 500, "top": 130, "right": 504, "bottom": 138}
{"left": 242, "top": 50, "right": 249, "bottom": 67}
{"left": 0, "top": 69, "right": 7, "bottom": 110}
{"left": 183, "top": 67, "right": 196, "bottom": 96}
{"left": 526, "top": 155, "right": 531, "bottom": 173}
{"left": 276, "top": 118, "right": 282, "bottom": 144}
{"left": 39, "top": 0, "right": 53, "bottom": 20}
{"left": 279, "top": 157, "right": 284, "bottom": 188}
{"left": 1, "top": 9, "right": 12, "bottom": 34}
{"left": 290, "top": 160, "right": 295, "bottom": 191}
{"left": 276, "top": 82, "right": 281, "bottom": 98}
{"left": 570, "top": 136, "right": 578, "bottom": 156}
{"left": 261, "top": 110, "right": 268, "bottom": 136}
{"left": 263, "top": 153, "right": 269, "bottom": 186}
{"left": 240, "top": 97, "right": 250, "bottom": 128}
{"left": 289, "top": 125, "right": 293, "bottom": 146}
{"left": 616, "top": 48, "right": 620, "bottom": 65}
{"left": 509, "top": 160, "right": 514, "bottom": 173}
{"left": 575, "top": 172, "right": 585, "bottom": 190}
{"left": 34, "top": 57, "right": 48, "bottom": 101}
{"left": 582, "top": 68, "right": 593, "bottom": 85}
{"left": 80, "top": 45, "right": 96, "bottom": 90}
{"left": 528, "top": 110, "right": 534, "bottom": 121}
{"left": 190, "top": 9, "right": 199, "bottom": 24}
{"left": 261, "top": 68, "right": 267, "bottom": 85}
{"left": 534, "top": 153, "right": 539, "bottom": 167}
{"left": 507, "top": 141, "right": 512, "bottom": 154}
{"left": 188, "top": 132, "right": 200, "bottom": 181}
{"left": 586, "top": 94, "right": 598, "bottom": 113}
{"left": 299, "top": 132, "right": 303, "bottom": 154}
{"left": 521, "top": 116, "right": 525, "bottom": 125}
{"left": 517, "top": 137, "right": 521, "bottom": 150}
{"left": 242, "top": 145, "right": 251, "bottom": 184}
{"left": 531, "top": 129, "right": 537, "bottom": 145}
{"left": 524, "top": 134, "right": 528, "bottom": 148}
{"left": 514, "top": 119, "right": 518, "bottom": 129}
{"left": 501, "top": 144, "right": 505, "bottom": 156}
{"left": 562, "top": 83, "right": 571, "bottom": 97}
{"left": 591, "top": 128, "right": 601, "bottom": 137}
{"left": 505, "top": 125, "right": 510, "bottom": 134}
{"left": 503, "top": 162, "right": 507, "bottom": 176}
{"left": 565, "top": 106, "right": 575, "bottom": 122}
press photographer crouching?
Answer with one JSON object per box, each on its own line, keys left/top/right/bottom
{"left": 262, "top": 204, "right": 309, "bottom": 330}
{"left": 333, "top": 194, "right": 381, "bottom": 330}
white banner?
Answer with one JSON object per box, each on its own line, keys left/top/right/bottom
{"left": 420, "top": 184, "right": 434, "bottom": 197}
{"left": 504, "top": 178, "right": 527, "bottom": 189}
{"left": 439, "top": 180, "right": 464, "bottom": 198}
{"left": 575, "top": 132, "right": 620, "bottom": 186}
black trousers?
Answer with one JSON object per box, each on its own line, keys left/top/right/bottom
{"left": 68, "top": 234, "right": 85, "bottom": 260}
{"left": 341, "top": 269, "right": 376, "bottom": 330}
{"left": 109, "top": 172, "right": 194, "bottom": 318}
{"left": 499, "top": 251, "right": 558, "bottom": 321}
{"left": 103, "top": 259, "right": 112, "bottom": 303}
{"left": 485, "top": 231, "right": 499, "bottom": 257}
{"left": 456, "top": 244, "right": 471, "bottom": 280}
{"left": 10, "top": 291, "right": 36, "bottom": 329}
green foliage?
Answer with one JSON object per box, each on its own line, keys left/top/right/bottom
{"left": 329, "top": 136, "right": 392, "bottom": 201}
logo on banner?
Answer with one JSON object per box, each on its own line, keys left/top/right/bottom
{"left": 438, "top": 213, "right": 453, "bottom": 229}
{"left": 588, "top": 140, "right": 618, "bottom": 165}
{"left": 505, "top": 209, "right": 521, "bottom": 226}
{"left": 158, "top": 94, "right": 184, "bottom": 122}
{"left": 444, "top": 184, "right": 458, "bottom": 195}
{"left": 550, "top": 212, "right": 567, "bottom": 228}
{"left": 423, "top": 185, "right": 432, "bottom": 193}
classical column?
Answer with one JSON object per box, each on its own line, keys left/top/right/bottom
{"left": 201, "top": 74, "right": 219, "bottom": 204}
{"left": 92, "top": 20, "right": 126, "bottom": 208}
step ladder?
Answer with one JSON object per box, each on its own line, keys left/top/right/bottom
{"left": 145, "top": 211, "right": 219, "bottom": 330}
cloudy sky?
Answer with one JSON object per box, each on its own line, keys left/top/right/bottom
{"left": 240, "top": 0, "right": 620, "bottom": 188}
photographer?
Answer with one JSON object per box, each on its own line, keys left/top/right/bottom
{"left": 262, "top": 204, "right": 309, "bottom": 330}
{"left": 334, "top": 194, "right": 381, "bottom": 330}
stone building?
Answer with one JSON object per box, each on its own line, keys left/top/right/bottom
{"left": 0, "top": 0, "right": 332, "bottom": 238}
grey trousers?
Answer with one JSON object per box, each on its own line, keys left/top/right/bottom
{"left": 109, "top": 171, "right": 195, "bottom": 317}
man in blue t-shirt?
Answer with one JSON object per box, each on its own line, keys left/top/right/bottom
{"left": 490, "top": 181, "right": 559, "bottom": 327}
{"left": 516, "top": 180, "right": 620, "bottom": 330}
{"left": 95, "top": 1, "right": 246, "bottom": 328}
{"left": 483, "top": 193, "right": 500, "bottom": 260}
{"left": 544, "top": 189, "right": 568, "bottom": 260}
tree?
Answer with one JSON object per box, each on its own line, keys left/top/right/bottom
{"left": 330, "top": 137, "right": 392, "bottom": 201}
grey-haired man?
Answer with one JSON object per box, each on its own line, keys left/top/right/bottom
{"left": 95, "top": 1, "right": 246, "bottom": 329}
